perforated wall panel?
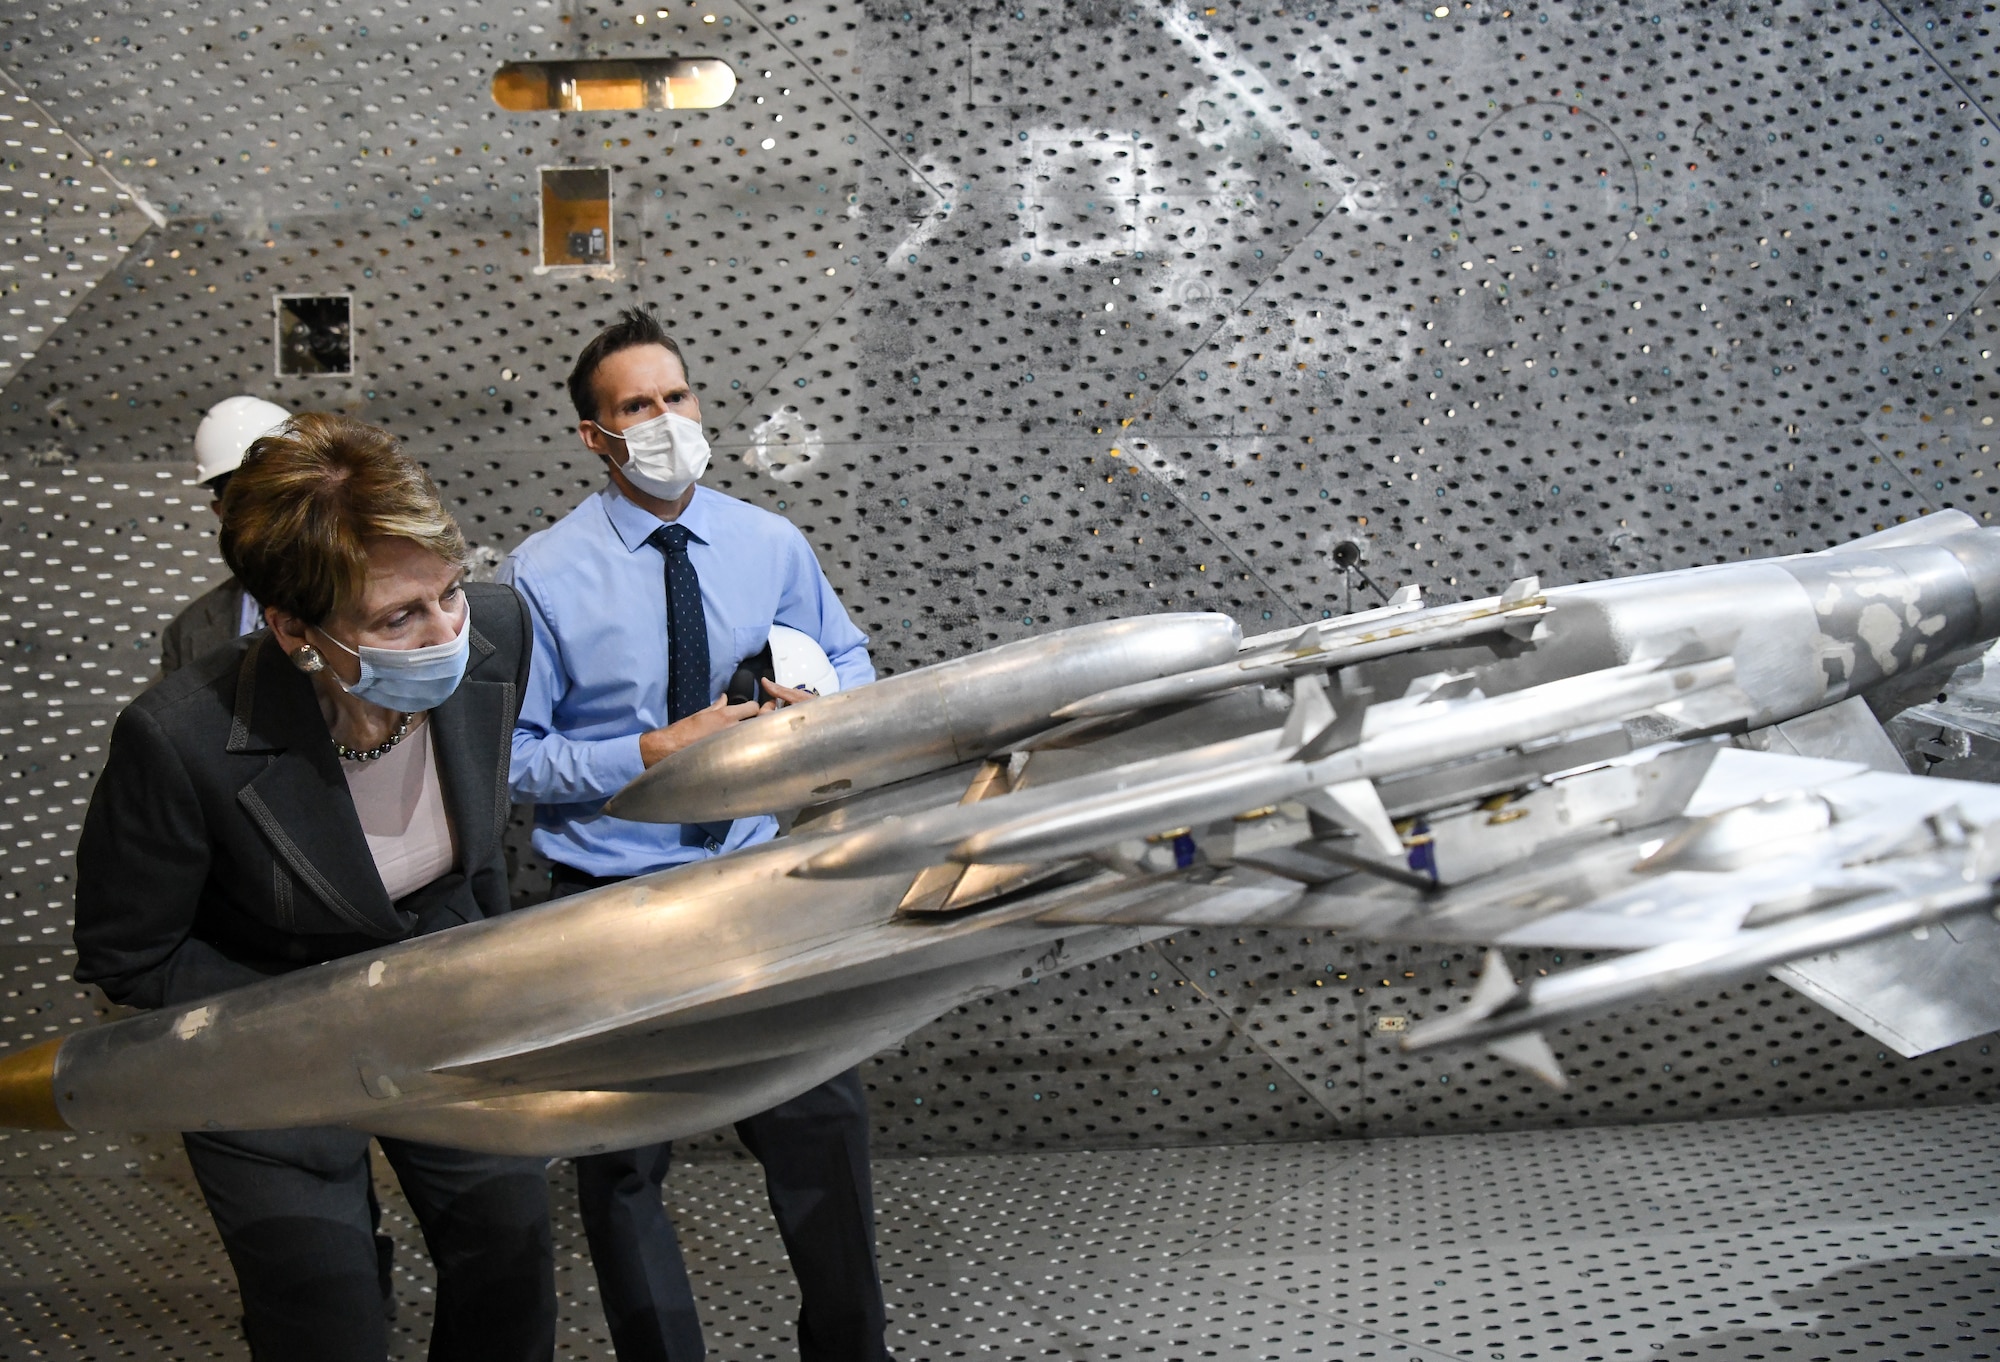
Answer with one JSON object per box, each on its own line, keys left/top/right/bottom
{"left": 2, "top": 0, "right": 1999, "bottom": 1168}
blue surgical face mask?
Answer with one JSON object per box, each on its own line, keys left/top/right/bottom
{"left": 318, "top": 605, "right": 470, "bottom": 713}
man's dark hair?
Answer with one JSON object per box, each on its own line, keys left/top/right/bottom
{"left": 567, "top": 308, "right": 690, "bottom": 424}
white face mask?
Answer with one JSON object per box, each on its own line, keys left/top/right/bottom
{"left": 596, "top": 410, "right": 711, "bottom": 502}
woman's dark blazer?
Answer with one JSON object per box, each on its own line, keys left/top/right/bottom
{"left": 74, "top": 582, "right": 531, "bottom": 1012}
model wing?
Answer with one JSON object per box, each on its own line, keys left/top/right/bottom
{"left": 1023, "top": 742, "right": 2000, "bottom": 1082}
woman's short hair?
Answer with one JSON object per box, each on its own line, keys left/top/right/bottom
{"left": 218, "top": 412, "right": 467, "bottom": 625}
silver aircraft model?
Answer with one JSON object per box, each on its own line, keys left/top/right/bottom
{"left": 7, "top": 511, "right": 2000, "bottom": 1151}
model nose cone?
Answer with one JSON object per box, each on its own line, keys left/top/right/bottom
{"left": 606, "top": 613, "right": 1243, "bottom": 825}
{"left": 0, "top": 1037, "right": 69, "bottom": 1131}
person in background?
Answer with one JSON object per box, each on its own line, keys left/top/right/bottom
{"left": 74, "top": 413, "right": 556, "bottom": 1362}
{"left": 159, "top": 394, "right": 292, "bottom": 675}
{"left": 500, "top": 308, "right": 890, "bottom": 1362}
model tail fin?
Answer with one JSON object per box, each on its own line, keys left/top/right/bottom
{"left": 1487, "top": 1030, "right": 1568, "bottom": 1090}
{"left": 1299, "top": 778, "right": 1402, "bottom": 858}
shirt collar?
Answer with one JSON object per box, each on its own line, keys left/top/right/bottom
{"left": 601, "top": 483, "right": 714, "bottom": 553}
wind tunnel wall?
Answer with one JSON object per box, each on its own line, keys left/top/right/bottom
{"left": 1, "top": 0, "right": 1999, "bottom": 1170}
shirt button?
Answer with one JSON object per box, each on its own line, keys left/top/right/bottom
{"left": 705, "top": 838, "right": 722, "bottom": 853}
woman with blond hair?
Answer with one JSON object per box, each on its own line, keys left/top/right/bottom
{"left": 72, "top": 413, "right": 555, "bottom": 1362}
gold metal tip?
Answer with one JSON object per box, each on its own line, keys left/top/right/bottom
{"left": 0, "top": 1036, "right": 69, "bottom": 1130}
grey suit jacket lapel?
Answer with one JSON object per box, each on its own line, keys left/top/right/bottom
{"left": 227, "top": 640, "right": 406, "bottom": 939}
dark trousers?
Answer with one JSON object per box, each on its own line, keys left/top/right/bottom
{"left": 553, "top": 863, "right": 891, "bottom": 1362}
{"left": 183, "top": 1125, "right": 556, "bottom": 1362}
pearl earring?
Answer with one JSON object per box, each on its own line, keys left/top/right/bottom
{"left": 291, "top": 645, "right": 326, "bottom": 675}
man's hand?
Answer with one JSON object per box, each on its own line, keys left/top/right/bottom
{"left": 635, "top": 680, "right": 819, "bottom": 768}
{"left": 760, "top": 678, "right": 820, "bottom": 708}
{"left": 638, "top": 695, "right": 769, "bottom": 768}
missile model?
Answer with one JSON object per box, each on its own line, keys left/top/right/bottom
{"left": 6, "top": 511, "right": 2000, "bottom": 1149}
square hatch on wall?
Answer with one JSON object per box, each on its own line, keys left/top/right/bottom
{"left": 273, "top": 293, "right": 354, "bottom": 377}
{"left": 540, "top": 166, "right": 613, "bottom": 271}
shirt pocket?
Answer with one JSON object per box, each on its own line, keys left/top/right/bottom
{"left": 732, "top": 624, "right": 771, "bottom": 668}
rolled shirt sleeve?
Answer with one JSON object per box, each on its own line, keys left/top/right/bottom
{"left": 498, "top": 553, "right": 649, "bottom": 805}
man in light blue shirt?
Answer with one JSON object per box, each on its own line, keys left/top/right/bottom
{"left": 500, "top": 309, "right": 890, "bottom": 1362}
{"left": 502, "top": 449, "right": 872, "bottom": 873}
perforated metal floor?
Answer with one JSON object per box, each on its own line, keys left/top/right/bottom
{"left": 3, "top": 1104, "right": 1996, "bottom": 1361}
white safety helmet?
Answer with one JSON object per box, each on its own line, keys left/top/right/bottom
{"left": 193, "top": 395, "right": 292, "bottom": 486}
{"left": 768, "top": 624, "right": 842, "bottom": 696}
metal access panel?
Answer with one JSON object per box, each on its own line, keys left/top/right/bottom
{"left": 538, "top": 165, "right": 614, "bottom": 270}
{"left": 0, "top": 0, "right": 1998, "bottom": 1167}
{"left": 274, "top": 292, "right": 355, "bottom": 376}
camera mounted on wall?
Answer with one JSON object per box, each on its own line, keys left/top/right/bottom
{"left": 1329, "top": 536, "right": 1388, "bottom": 614}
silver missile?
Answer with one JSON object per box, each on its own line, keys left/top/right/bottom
{"left": 955, "top": 653, "right": 1743, "bottom": 866}
{"left": 1230, "top": 584, "right": 1425, "bottom": 656}
{"left": 605, "top": 613, "right": 1242, "bottom": 825}
{"left": 1052, "top": 578, "right": 1550, "bottom": 720}
{"left": 1402, "top": 878, "right": 2000, "bottom": 1087}
{"left": 795, "top": 730, "right": 1288, "bottom": 878}
{"left": 799, "top": 652, "right": 1745, "bottom": 878}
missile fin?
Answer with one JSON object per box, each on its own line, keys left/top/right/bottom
{"left": 1280, "top": 674, "right": 1335, "bottom": 749}
{"left": 1283, "top": 623, "right": 1325, "bottom": 658}
{"left": 1486, "top": 1030, "right": 1569, "bottom": 1090}
{"left": 1402, "top": 670, "right": 1480, "bottom": 703}
{"left": 959, "top": 757, "right": 1018, "bottom": 803}
{"left": 1387, "top": 584, "right": 1423, "bottom": 608}
{"left": 1300, "top": 778, "right": 1402, "bottom": 858}
{"left": 1398, "top": 950, "right": 1521, "bottom": 1052}
{"left": 897, "top": 861, "right": 968, "bottom": 915}
{"left": 1500, "top": 575, "right": 1542, "bottom": 606}
{"left": 1467, "top": 946, "right": 1522, "bottom": 1016}
{"left": 1297, "top": 685, "right": 1375, "bottom": 762}
{"left": 941, "top": 859, "right": 1056, "bottom": 911}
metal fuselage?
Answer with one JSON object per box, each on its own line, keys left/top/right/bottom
{"left": 20, "top": 513, "right": 2000, "bottom": 1156}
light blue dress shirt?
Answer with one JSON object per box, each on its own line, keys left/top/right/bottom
{"left": 499, "top": 484, "right": 874, "bottom": 877}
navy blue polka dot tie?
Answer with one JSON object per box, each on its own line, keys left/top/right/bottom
{"left": 648, "top": 524, "right": 732, "bottom": 850}
{"left": 648, "top": 524, "right": 711, "bottom": 725}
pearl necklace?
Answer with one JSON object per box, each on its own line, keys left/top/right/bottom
{"left": 335, "top": 712, "right": 415, "bottom": 762}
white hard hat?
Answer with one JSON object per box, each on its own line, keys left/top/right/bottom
{"left": 768, "top": 624, "right": 842, "bottom": 696}
{"left": 194, "top": 395, "right": 292, "bottom": 485}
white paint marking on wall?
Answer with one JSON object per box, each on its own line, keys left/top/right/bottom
{"left": 1014, "top": 128, "right": 1154, "bottom": 266}
{"left": 744, "top": 408, "right": 824, "bottom": 482}
{"left": 1156, "top": 0, "right": 1386, "bottom": 214}
{"left": 1124, "top": 439, "right": 1187, "bottom": 484}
